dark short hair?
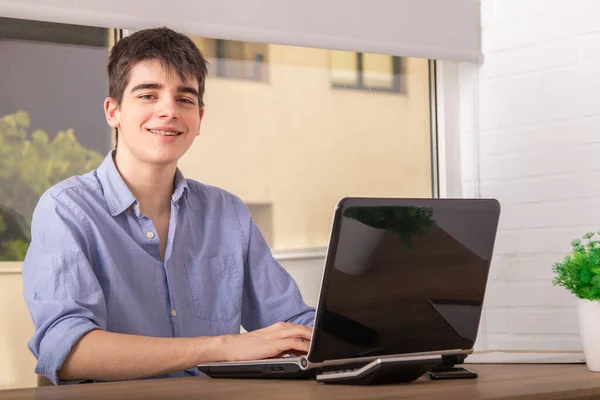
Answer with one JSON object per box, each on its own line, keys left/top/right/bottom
{"left": 108, "top": 27, "right": 208, "bottom": 105}
{"left": 107, "top": 27, "right": 208, "bottom": 146}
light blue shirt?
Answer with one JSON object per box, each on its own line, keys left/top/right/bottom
{"left": 22, "top": 151, "right": 315, "bottom": 385}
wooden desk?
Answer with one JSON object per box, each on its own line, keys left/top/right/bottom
{"left": 1, "top": 364, "right": 599, "bottom": 400}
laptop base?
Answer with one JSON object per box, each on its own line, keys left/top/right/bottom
{"left": 198, "top": 361, "right": 316, "bottom": 379}
{"left": 316, "top": 355, "right": 442, "bottom": 385}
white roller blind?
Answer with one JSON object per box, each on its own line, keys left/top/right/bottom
{"left": 0, "top": 0, "right": 481, "bottom": 62}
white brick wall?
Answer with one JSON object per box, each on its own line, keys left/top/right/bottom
{"left": 463, "top": 0, "right": 600, "bottom": 350}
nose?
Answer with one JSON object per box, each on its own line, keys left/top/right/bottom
{"left": 157, "top": 97, "right": 179, "bottom": 119}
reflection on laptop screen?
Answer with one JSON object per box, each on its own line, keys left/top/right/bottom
{"left": 309, "top": 199, "right": 500, "bottom": 363}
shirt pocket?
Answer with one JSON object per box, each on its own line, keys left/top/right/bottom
{"left": 184, "top": 254, "right": 242, "bottom": 322}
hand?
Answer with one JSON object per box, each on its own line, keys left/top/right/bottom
{"left": 216, "top": 322, "right": 312, "bottom": 362}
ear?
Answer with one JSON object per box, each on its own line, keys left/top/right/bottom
{"left": 104, "top": 97, "right": 121, "bottom": 129}
{"left": 196, "top": 107, "right": 205, "bottom": 136}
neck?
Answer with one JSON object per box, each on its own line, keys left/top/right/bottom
{"left": 113, "top": 149, "right": 176, "bottom": 217}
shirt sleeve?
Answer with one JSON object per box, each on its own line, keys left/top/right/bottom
{"left": 230, "top": 196, "right": 315, "bottom": 331}
{"left": 22, "top": 190, "right": 107, "bottom": 385}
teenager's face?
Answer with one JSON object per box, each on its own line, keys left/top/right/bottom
{"left": 104, "top": 59, "right": 204, "bottom": 168}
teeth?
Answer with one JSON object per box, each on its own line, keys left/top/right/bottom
{"left": 149, "top": 129, "right": 182, "bottom": 136}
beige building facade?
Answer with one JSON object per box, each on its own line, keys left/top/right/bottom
{"left": 181, "top": 40, "right": 433, "bottom": 250}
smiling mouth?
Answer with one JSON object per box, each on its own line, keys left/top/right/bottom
{"left": 148, "top": 129, "right": 183, "bottom": 136}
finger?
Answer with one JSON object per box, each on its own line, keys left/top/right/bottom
{"left": 282, "top": 338, "right": 310, "bottom": 354}
{"left": 289, "top": 325, "right": 313, "bottom": 341}
{"left": 271, "top": 323, "right": 313, "bottom": 340}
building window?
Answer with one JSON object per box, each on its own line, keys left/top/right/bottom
{"left": 0, "top": 17, "right": 114, "bottom": 261}
{"left": 190, "top": 37, "right": 269, "bottom": 83}
{"left": 331, "top": 51, "right": 403, "bottom": 93}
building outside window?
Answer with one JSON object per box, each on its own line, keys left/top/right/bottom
{"left": 179, "top": 37, "right": 433, "bottom": 251}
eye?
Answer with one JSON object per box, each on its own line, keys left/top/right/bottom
{"left": 178, "top": 98, "right": 196, "bottom": 105}
{"left": 139, "top": 94, "right": 156, "bottom": 100}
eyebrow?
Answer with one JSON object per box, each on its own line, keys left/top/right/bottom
{"left": 130, "top": 83, "right": 199, "bottom": 97}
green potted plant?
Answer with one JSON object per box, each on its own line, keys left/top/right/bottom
{"left": 552, "top": 231, "right": 600, "bottom": 372}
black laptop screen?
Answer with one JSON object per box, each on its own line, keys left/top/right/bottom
{"left": 309, "top": 198, "right": 500, "bottom": 363}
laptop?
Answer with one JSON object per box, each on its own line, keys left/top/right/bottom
{"left": 198, "top": 197, "right": 501, "bottom": 380}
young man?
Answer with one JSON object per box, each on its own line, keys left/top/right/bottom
{"left": 22, "top": 27, "right": 315, "bottom": 385}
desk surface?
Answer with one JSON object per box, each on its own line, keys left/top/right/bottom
{"left": 1, "top": 364, "right": 599, "bottom": 400}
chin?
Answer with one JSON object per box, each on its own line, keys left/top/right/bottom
{"left": 144, "top": 151, "right": 183, "bottom": 167}
{"left": 152, "top": 156, "right": 181, "bottom": 167}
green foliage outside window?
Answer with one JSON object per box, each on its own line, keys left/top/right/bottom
{"left": 0, "top": 111, "right": 104, "bottom": 261}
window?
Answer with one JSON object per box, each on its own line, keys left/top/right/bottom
{"left": 190, "top": 38, "right": 269, "bottom": 83}
{"left": 331, "top": 50, "right": 403, "bottom": 93}
{"left": 177, "top": 39, "right": 433, "bottom": 250}
{"left": 0, "top": 18, "right": 115, "bottom": 261}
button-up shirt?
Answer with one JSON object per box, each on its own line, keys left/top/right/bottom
{"left": 22, "top": 151, "right": 315, "bottom": 384}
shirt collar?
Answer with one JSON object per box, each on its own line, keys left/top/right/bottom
{"left": 97, "top": 150, "right": 189, "bottom": 217}
{"left": 172, "top": 167, "right": 189, "bottom": 203}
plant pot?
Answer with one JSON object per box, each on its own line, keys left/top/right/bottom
{"left": 577, "top": 297, "right": 600, "bottom": 372}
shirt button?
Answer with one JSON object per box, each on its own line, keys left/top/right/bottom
{"left": 133, "top": 203, "right": 139, "bottom": 211}
{"left": 171, "top": 310, "right": 177, "bottom": 317}
{"left": 146, "top": 231, "right": 155, "bottom": 239}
